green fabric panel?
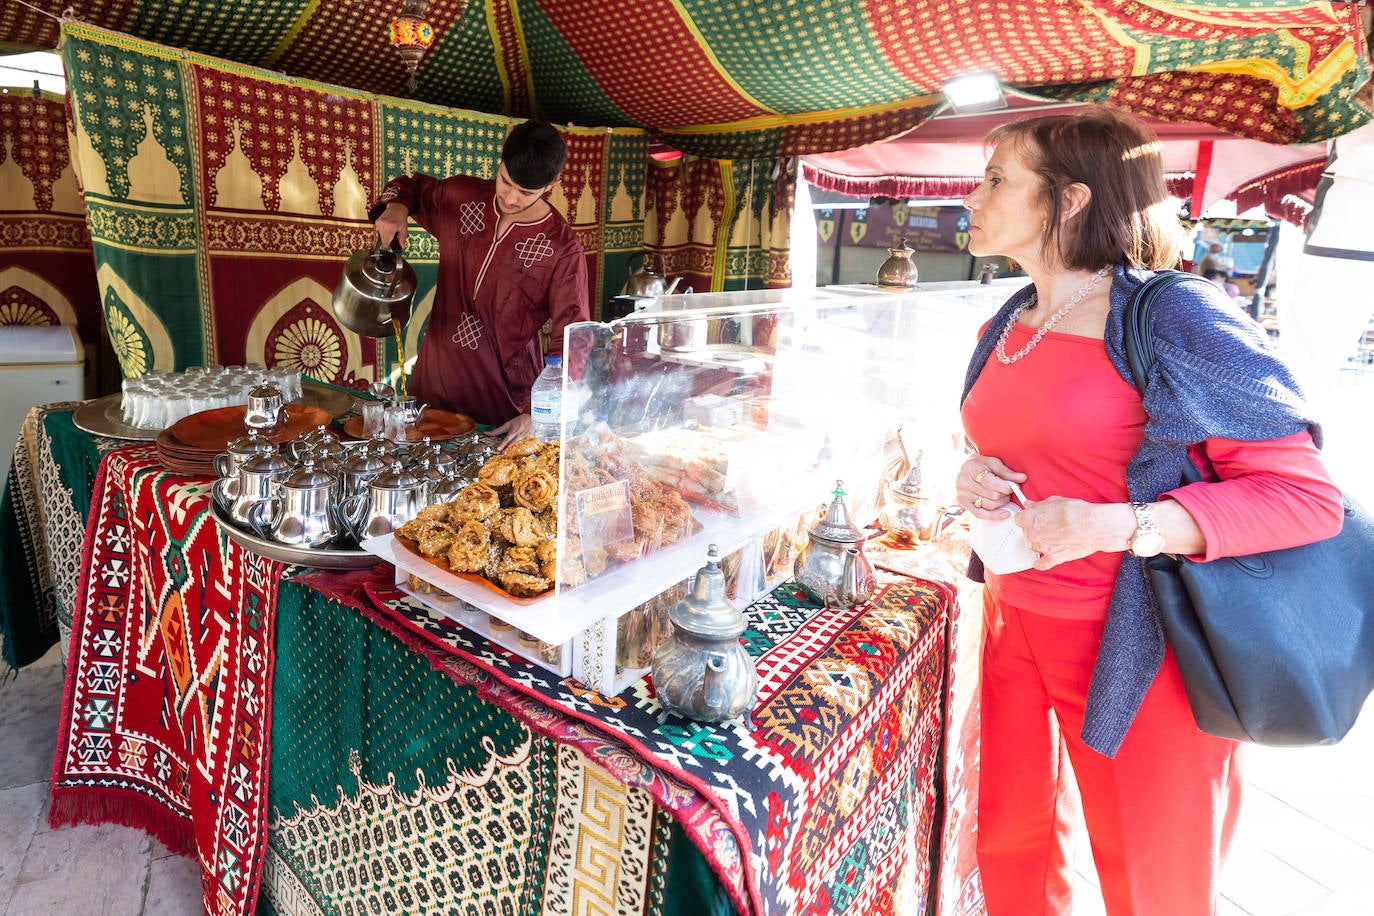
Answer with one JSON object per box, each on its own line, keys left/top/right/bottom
{"left": 42, "top": 409, "right": 107, "bottom": 526}
{"left": 0, "top": 481, "right": 43, "bottom": 671}
{"left": 409, "top": 2, "right": 508, "bottom": 126}
{"left": 123, "top": 0, "right": 312, "bottom": 64}
{"left": 378, "top": 102, "right": 508, "bottom": 188}
{"left": 95, "top": 244, "right": 206, "bottom": 373}
{"left": 663, "top": 818, "right": 735, "bottom": 916}
{"left": 680, "top": 0, "right": 917, "bottom": 110}
{"left": 269, "top": 578, "right": 535, "bottom": 809}
{"left": 61, "top": 31, "right": 194, "bottom": 204}
{"left": 519, "top": 1, "right": 639, "bottom": 127}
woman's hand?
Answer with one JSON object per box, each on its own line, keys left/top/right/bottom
{"left": 958, "top": 455, "right": 1026, "bottom": 519}
{"left": 492, "top": 413, "right": 534, "bottom": 451}
{"left": 1016, "top": 497, "right": 1137, "bottom": 570}
{"left": 374, "top": 202, "right": 409, "bottom": 248}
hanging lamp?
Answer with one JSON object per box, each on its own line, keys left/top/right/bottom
{"left": 389, "top": 0, "right": 436, "bottom": 92}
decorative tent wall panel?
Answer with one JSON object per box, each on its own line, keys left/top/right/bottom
{"left": 59, "top": 22, "right": 653, "bottom": 383}
{"left": 0, "top": 92, "right": 112, "bottom": 387}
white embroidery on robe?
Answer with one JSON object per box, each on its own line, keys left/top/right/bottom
{"left": 459, "top": 201, "right": 486, "bottom": 236}
{"left": 514, "top": 232, "right": 553, "bottom": 268}
{"left": 451, "top": 313, "right": 483, "bottom": 350}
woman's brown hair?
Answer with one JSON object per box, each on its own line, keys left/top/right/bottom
{"left": 987, "top": 107, "right": 1183, "bottom": 271}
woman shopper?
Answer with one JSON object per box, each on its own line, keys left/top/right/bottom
{"left": 956, "top": 106, "right": 1343, "bottom": 914}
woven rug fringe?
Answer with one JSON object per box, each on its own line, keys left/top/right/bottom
{"left": 48, "top": 788, "right": 197, "bottom": 857}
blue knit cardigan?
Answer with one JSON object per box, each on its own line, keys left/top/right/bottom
{"left": 960, "top": 265, "right": 1320, "bottom": 757}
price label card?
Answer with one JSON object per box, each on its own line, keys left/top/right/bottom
{"left": 574, "top": 479, "right": 634, "bottom": 570}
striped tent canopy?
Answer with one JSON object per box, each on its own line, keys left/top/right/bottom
{"left": 2, "top": 0, "right": 1369, "bottom": 158}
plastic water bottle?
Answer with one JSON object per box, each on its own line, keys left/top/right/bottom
{"left": 529, "top": 355, "right": 563, "bottom": 442}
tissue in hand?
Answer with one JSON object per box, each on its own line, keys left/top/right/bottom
{"left": 969, "top": 481, "right": 1038, "bottom": 575}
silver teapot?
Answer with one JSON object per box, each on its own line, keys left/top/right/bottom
{"left": 332, "top": 236, "right": 416, "bottom": 338}
{"left": 621, "top": 250, "right": 683, "bottom": 299}
{"left": 651, "top": 545, "right": 759, "bottom": 723}
{"left": 213, "top": 430, "right": 278, "bottom": 498}
{"left": 244, "top": 383, "right": 286, "bottom": 437}
{"left": 337, "top": 445, "right": 391, "bottom": 500}
{"left": 340, "top": 460, "right": 429, "bottom": 541}
{"left": 247, "top": 458, "right": 342, "bottom": 548}
{"left": 212, "top": 449, "right": 295, "bottom": 528}
{"left": 794, "top": 480, "right": 877, "bottom": 608}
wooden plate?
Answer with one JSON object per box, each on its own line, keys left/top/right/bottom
{"left": 342, "top": 408, "right": 476, "bottom": 442}
{"left": 394, "top": 534, "right": 548, "bottom": 604}
{"left": 170, "top": 404, "right": 333, "bottom": 452}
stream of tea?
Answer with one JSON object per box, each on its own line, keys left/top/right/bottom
{"left": 392, "top": 316, "right": 408, "bottom": 400}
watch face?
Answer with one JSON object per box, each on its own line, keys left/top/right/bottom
{"left": 1131, "top": 530, "right": 1166, "bottom": 558}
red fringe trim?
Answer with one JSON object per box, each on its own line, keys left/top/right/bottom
{"left": 802, "top": 164, "right": 980, "bottom": 199}
{"left": 1230, "top": 160, "right": 1326, "bottom": 215}
{"left": 49, "top": 786, "right": 197, "bottom": 858}
{"left": 804, "top": 163, "right": 1200, "bottom": 204}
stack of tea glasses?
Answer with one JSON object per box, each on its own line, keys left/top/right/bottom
{"left": 121, "top": 364, "right": 303, "bottom": 431}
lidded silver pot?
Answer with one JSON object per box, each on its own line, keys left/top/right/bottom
{"left": 212, "top": 449, "right": 296, "bottom": 528}
{"left": 247, "top": 458, "right": 342, "bottom": 548}
{"left": 213, "top": 430, "right": 278, "bottom": 498}
{"left": 651, "top": 544, "right": 759, "bottom": 723}
{"left": 794, "top": 480, "right": 877, "bottom": 608}
{"left": 339, "top": 459, "right": 429, "bottom": 542}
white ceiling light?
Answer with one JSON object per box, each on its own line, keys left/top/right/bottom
{"left": 0, "top": 51, "right": 66, "bottom": 96}
{"left": 942, "top": 72, "right": 1007, "bottom": 115}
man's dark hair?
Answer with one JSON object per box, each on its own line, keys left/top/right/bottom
{"left": 502, "top": 120, "right": 568, "bottom": 189}
{"left": 1203, "top": 268, "right": 1225, "bottom": 281}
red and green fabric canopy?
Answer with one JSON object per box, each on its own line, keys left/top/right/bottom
{"left": 3, "top": 1, "right": 1369, "bottom": 157}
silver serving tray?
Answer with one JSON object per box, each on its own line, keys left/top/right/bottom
{"left": 73, "top": 380, "right": 358, "bottom": 441}
{"left": 209, "top": 499, "right": 380, "bottom": 569}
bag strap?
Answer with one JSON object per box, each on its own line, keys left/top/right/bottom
{"left": 1122, "top": 269, "right": 1206, "bottom": 486}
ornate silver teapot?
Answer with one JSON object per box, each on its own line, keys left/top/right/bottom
{"left": 794, "top": 480, "right": 877, "bottom": 608}
{"left": 339, "top": 460, "right": 429, "bottom": 541}
{"left": 244, "top": 383, "right": 286, "bottom": 436}
{"left": 247, "top": 458, "right": 343, "bottom": 548}
{"left": 651, "top": 545, "right": 759, "bottom": 723}
{"left": 337, "top": 444, "right": 391, "bottom": 500}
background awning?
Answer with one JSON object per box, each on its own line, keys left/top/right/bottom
{"left": 800, "top": 98, "right": 1332, "bottom": 221}
{"left": 2, "top": 1, "right": 1369, "bottom": 158}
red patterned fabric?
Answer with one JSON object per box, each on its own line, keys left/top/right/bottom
{"left": 50, "top": 447, "right": 282, "bottom": 916}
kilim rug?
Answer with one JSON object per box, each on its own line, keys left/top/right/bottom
{"left": 262, "top": 575, "right": 731, "bottom": 916}
{"left": 50, "top": 445, "right": 283, "bottom": 916}
{"left": 309, "top": 563, "right": 954, "bottom": 916}
{"left": 0, "top": 405, "right": 123, "bottom": 675}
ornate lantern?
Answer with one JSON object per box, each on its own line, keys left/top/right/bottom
{"left": 390, "top": 0, "right": 436, "bottom": 92}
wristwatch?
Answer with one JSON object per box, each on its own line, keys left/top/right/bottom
{"left": 1128, "top": 502, "right": 1166, "bottom": 558}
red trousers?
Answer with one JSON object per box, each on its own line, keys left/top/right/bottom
{"left": 977, "top": 591, "right": 1245, "bottom": 916}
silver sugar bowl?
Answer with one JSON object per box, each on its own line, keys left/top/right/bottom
{"left": 651, "top": 545, "right": 759, "bottom": 723}
{"left": 794, "top": 480, "right": 876, "bottom": 608}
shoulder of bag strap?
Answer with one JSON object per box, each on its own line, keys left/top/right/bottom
{"left": 1124, "top": 269, "right": 1210, "bottom": 487}
{"left": 1122, "top": 270, "right": 1204, "bottom": 393}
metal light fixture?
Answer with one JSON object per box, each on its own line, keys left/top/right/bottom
{"left": 390, "top": 0, "right": 436, "bottom": 92}
{"left": 942, "top": 71, "right": 1008, "bottom": 114}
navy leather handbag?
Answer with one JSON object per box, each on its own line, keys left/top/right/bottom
{"left": 1124, "top": 271, "right": 1374, "bottom": 745}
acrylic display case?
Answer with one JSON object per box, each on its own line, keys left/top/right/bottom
{"left": 368, "top": 279, "right": 1021, "bottom": 693}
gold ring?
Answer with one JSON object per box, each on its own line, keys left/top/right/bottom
{"left": 973, "top": 496, "right": 984, "bottom": 510}
{"left": 974, "top": 467, "right": 989, "bottom": 484}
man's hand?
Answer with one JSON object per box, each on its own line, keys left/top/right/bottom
{"left": 374, "top": 202, "right": 409, "bottom": 248}
{"left": 491, "top": 414, "right": 535, "bottom": 451}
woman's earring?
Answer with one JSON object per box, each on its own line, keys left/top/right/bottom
{"left": 1042, "top": 218, "right": 1049, "bottom": 233}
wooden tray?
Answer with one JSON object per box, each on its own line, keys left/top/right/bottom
{"left": 394, "top": 533, "right": 548, "bottom": 604}
{"left": 342, "top": 408, "right": 476, "bottom": 442}
{"left": 171, "top": 404, "right": 332, "bottom": 451}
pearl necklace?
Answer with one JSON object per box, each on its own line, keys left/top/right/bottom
{"left": 995, "top": 267, "right": 1110, "bottom": 364}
